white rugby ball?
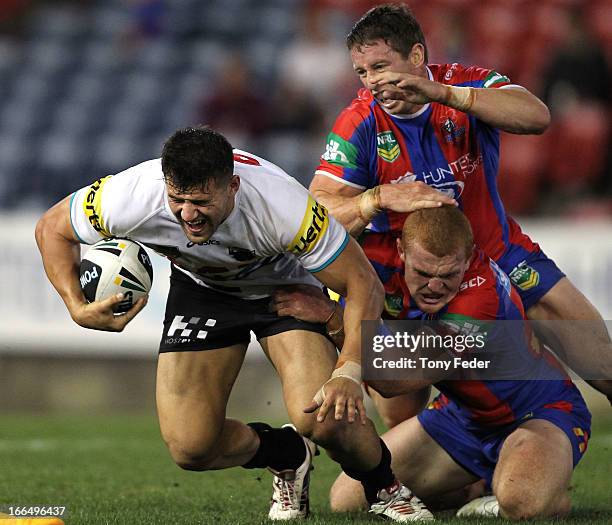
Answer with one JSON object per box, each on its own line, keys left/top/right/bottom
{"left": 79, "top": 238, "right": 153, "bottom": 313}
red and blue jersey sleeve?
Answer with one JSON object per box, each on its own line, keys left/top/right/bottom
{"left": 433, "top": 63, "right": 517, "bottom": 90}
{"left": 314, "top": 89, "right": 378, "bottom": 190}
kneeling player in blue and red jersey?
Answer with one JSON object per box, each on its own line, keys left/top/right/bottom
{"left": 309, "top": 4, "right": 612, "bottom": 401}
{"left": 273, "top": 206, "right": 591, "bottom": 519}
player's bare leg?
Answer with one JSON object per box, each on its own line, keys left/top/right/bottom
{"left": 156, "top": 344, "right": 261, "bottom": 470}
{"left": 262, "top": 330, "right": 434, "bottom": 521}
{"left": 493, "top": 419, "right": 573, "bottom": 519}
{"left": 527, "top": 277, "right": 612, "bottom": 400}
{"left": 261, "top": 330, "right": 381, "bottom": 470}
{"left": 329, "top": 416, "right": 478, "bottom": 512}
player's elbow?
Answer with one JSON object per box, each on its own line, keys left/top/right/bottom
{"left": 35, "top": 211, "right": 52, "bottom": 250}
{"left": 528, "top": 103, "right": 551, "bottom": 134}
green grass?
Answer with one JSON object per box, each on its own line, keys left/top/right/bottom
{"left": 0, "top": 414, "right": 610, "bottom": 524}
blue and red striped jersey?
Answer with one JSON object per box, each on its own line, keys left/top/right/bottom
{"left": 386, "top": 249, "right": 576, "bottom": 428}
{"left": 315, "top": 63, "right": 536, "bottom": 263}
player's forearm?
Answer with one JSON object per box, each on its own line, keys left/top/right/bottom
{"left": 309, "top": 188, "right": 370, "bottom": 236}
{"left": 445, "top": 86, "right": 550, "bottom": 134}
{"left": 338, "top": 273, "right": 384, "bottom": 367}
{"left": 35, "top": 211, "right": 86, "bottom": 315}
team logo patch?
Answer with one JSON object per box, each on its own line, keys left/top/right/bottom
{"left": 376, "top": 131, "right": 400, "bottom": 162}
{"left": 440, "top": 115, "right": 465, "bottom": 143}
{"left": 384, "top": 294, "right": 404, "bottom": 317}
{"left": 322, "top": 133, "right": 358, "bottom": 168}
{"left": 509, "top": 261, "right": 540, "bottom": 291}
{"left": 289, "top": 196, "right": 329, "bottom": 256}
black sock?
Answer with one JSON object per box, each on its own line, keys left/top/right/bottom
{"left": 341, "top": 439, "right": 395, "bottom": 504}
{"left": 242, "top": 422, "right": 307, "bottom": 471}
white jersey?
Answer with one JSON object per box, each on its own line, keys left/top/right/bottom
{"left": 70, "top": 150, "right": 349, "bottom": 299}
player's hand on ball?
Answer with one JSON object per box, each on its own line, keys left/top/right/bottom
{"left": 304, "top": 377, "right": 367, "bottom": 425}
{"left": 71, "top": 293, "right": 148, "bottom": 332}
{"left": 270, "top": 285, "right": 334, "bottom": 323}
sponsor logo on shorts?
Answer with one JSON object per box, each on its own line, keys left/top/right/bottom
{"left": 509, "top": 261, "right": 540, "bottom": 291}
{"left": 377, "top": 131, "right": 400, "bottom": 162}
{"left": 83, "top": 176, "right": 112, "bottom": 237}
{"left": 322, "top": 133, "right": 358, "bottom": 168}
{"left": 164, "top": 315, "right": 217, "bottom": 344}
{"left": 289, "top": 196, "right": 329, "bottom": 256}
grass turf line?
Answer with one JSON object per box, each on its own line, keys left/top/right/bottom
{"left": 0, "top": 414, "right": 610, "bottom": 524}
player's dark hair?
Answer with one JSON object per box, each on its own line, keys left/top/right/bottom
{"left": 402, "top": 206, "right": 473, "bottom": 260}
{"left": 347, "top": 4, "right": 428, "bottom": 62}
{"left": 161, "top": 126, "right": 234, "bottom": 193}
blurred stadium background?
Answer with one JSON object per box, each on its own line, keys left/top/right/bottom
{"left": 0, "top": 0, "right": 610, "bottom": 421}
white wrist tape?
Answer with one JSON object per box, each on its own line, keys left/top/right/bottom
{"left": 311, "top": 361, "right": 363, "bottom": 407}
{"left": 331, "top": 360, "right": 362, "bottom": 385}
{"left": 444, "top": 85, "right": 476, "bottom": 112}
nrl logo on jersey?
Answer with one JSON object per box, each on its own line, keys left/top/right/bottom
{"left": 376, "top": 131, "right": 400, "bottom": 162}
{"left": 508, "top": 261, "right": 540, "bottom": 291}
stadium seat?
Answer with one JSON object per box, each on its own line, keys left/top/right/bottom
{"left": 545, "top": 103, "right": 610, "bottom": 188}
{"left": 498, "top": 133, "right": 548, "bottom": 215}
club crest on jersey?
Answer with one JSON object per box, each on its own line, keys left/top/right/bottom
{"left": 376, "top": 131, "right": 400, "bottom": 162}
{"left": 509, "top": 261, "right": 540, "bottom": 291}
{"left": 384, "top": 294, "right": 404, "bottom": 317}
{"left": 440, "top": 115, "right": 465, "bottom": 143}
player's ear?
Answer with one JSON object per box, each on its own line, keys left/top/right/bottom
{"left": 409, "top": 43, "right": 425, "bottom": 67}
{"left": 229, "top": 175, "right": 240, "bottom": 195}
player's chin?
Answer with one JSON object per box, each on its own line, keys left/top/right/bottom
{"left": 181, "top": 224, "right": 213, "bottom": 244}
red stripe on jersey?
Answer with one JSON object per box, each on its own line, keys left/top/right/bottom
{"left": 441, "top": 380, "right": 516, "bottom": 425}
{"left": 234, "top": 153, "right": 260, "bottom": 166}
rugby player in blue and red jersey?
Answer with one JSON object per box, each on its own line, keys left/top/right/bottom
{"left": 309, "top": 4, "right": 612, "bottom": 400}
{"left": 274, "top": 206, "right": 591, "bottom": 519}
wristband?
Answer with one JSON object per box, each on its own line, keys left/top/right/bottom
{"left": 331, "top": 360, "right": 362, "bottom": 386}
{"left": 358, "top": 186, "right": 383, "bottom": 223}
{"left": 444, "top": 85, "right": 476, "bottom": 112}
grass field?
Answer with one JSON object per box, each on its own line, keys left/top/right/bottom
{"left": 0, "top": 414, "right": 610, "bottom": 525}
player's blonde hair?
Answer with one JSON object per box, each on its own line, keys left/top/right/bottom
{"left": 401, "top": 206, "right": 473, "bottom": 260}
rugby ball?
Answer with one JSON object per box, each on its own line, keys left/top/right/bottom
{"left": 79, "top": 238, "right": 153, "bottom": 313}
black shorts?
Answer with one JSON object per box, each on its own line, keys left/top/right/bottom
{"left": 159, "top": 268, "right": 327, "bottom": 352}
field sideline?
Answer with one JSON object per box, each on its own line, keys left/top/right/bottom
{"left": 0, "top": 414, "right": 610, "bottom": 525}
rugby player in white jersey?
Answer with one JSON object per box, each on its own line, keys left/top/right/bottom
{"left": 35, "top": 126, "right": 434, "bottom": 522}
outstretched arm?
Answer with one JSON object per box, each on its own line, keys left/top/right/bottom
{"left": 35, "top": 196, "right": 146, "bottom": 331}
{"left": 371, "top": 71, "right": 550, "bottom": 134}
{"left": 310, "top": 175, "right": 456, "bottom": 236}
